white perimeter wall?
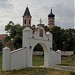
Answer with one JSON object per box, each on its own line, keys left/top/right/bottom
{"left": 10, "top": 48, "right": 27, "bottom": 70}
{"left": 61, "top": 51, "right": 74, "bottom": 56}
{"left": 2, "top": 47, "right": 27, "bottom": 71}
{"left": 2, "top": 47, "right": 61, "bottom": 71}
{"left": 49, "top": 50, "right": 61, "bottom": 65}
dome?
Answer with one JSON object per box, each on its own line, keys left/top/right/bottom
{"left": 48, "top": 8, "right": 55, "bottom": 18}
{"left": 48, "top": 13, "right": 55, "bottom": 18}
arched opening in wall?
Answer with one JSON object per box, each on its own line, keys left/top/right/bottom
{"left": 32, "top": 43, "right": 44, "bottom": 66}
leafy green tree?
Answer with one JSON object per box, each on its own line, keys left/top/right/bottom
{"left": 61, "top": 28, "right": 75, "bottom": 51}
{"left": 43, "top": 25, "right": 50, "bottom": 32}
{"left": 0, "top": 41, "right": 3, "bottom": 52}
{"left": 31, "top": 24, "right": 36, "bottom": 33}
{"left": 51, "top": 26, "right": 63, "bottom": 50}
{"left": 51, "top": 26, "right": 75, "bottom": 51}
{"left": 5, "top": 21, "right": 24, "bottom": 49}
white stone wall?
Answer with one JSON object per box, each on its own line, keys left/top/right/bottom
{"left": 2, "top": 26, "right": 61, "bottom": 71}
{"left": 2, "top": 47, "right": 27, "bottom": 71}
{"left": 10, "top": 48, "right": 27, "bottom": 70}
{"left": 49, "top": 50, "right": 61, "bottom": 65}
{"left": 61, "top": 51, "right": 74, "bottom": 56}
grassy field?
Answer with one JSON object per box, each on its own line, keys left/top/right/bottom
{"left": 1, "top": 68, "right": 75, "bottom": 75}
{"left": 0, "top": 54, "right": 75, "bottom": 75}
{"left": 61, "top": 55, "right": 75, "bottom": 66}
{"left": 32, "top": 55, "right": 44, "bottom": 66}
{"left": 33, "top": 55, "right": 75, "bottom": 66}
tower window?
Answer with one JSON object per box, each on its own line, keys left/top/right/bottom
{"left": 25, "top": 19, "right": 26, "bottom": 24}
{"left": 52, "top": 20, "right": 54, "bottom": 23}
{"left": 39, "top": 29, "right": 43, "bottom": 37}
{"left": 29, "top": 20, "right": 30, "bottom": 24}
{"left": 50, "top": 21, "right": 51, "bottom": 23}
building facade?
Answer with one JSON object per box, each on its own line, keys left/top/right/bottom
{"left": 48, "top": 8, "right": 55, "bottom": 28}
{"left": 23, "top": 7, "right": 55, "bottom": 28}
{"left": 23, "top": 7, "right": 32, "bottom": 27}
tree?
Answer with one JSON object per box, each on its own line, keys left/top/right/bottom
{"left": 0, "top": 41, "right": 3, "bottom": 52}
{"left": 50, "top": 26, "right": 75, "bottom": 51}
{"left": 50, "top": 26, "right": 63, "bottom": 50}
{"left": 5, "top": 21, "right": 24, "bottom": 49}
{"left": 61, "top": 28, "right": 75, "bottom": 51}
{"left": 43, "top": 25, "right": 50, "bottom": 32}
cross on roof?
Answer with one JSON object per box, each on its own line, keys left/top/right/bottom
{"left": 27, "top": 4, "right": 28, "bottom": 7}
{"left": 39, "top": 18, "right": 42, "bottom": 25}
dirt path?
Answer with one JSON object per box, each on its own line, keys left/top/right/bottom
{"left": 50, "top": 65, "right": 75, "bottom": 72}
{"left": 33, "top": 65, "right": 75, "bottom": 72}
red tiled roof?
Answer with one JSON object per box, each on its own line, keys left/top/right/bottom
{"left": 0, "top": 34, "right": 8, "bottom": 40}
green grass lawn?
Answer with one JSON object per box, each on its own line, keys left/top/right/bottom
{"left": 1, "top": 68, "right": 75, "bottom": 75}
{"left": 33, "top": 55, "right": 75, "bottom": 67}
{"left": 0, "top": 54, "right": 75, "bottom": 75}
{"left": 61, "top": 55, "right": 75, "bottom": 66}
{"left": 32, "top": 55, "right": 44, "bottom": 66}
{"left": 32, "top": 55, "right": 75, "bottom": 75}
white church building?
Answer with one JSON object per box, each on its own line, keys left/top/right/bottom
{"left": 2, "top": 7, "right": 61, "bottom": 71}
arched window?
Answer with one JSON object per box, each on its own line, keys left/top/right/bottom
{"left": 52, "top": 20, "right": 54, "bottom": 23}
{"left": 29, "top": 20, "right": 30, "bottom": 24}
{"left": 50, "top": 21, "right": 51, "bottom": 23}
{"left": 25, "top": 19, "right": 26, "bottom": 24}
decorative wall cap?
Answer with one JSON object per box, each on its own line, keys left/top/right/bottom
{"left": 56, "top": 50, "right": 61, "bottom": 53}
{"left": 3, "top": 46, "right": 10, "bottom": 50}
{"left": 46, "top": 31, "right": 51, "bottom": 35}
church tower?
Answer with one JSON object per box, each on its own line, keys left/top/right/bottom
{"left": 48, "top": 8, "right": 55, "bottom": 28}
{"left": 23, "top": 7, "right": 32, "bottom": 27}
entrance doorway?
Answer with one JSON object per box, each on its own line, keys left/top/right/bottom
{"left": 32, "top": 43, "right": 44, "bottom": 66}
{"left": 32, "top": 43, "right": 48, "bottom": 66}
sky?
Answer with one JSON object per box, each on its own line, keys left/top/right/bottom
{"left": 0, "top": 0, "right": 74, "bottom": 34}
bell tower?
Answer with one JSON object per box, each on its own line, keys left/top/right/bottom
{"left": 23, "top": 7, "right": 32, "bottom": 27}
{"left": 48, "top": 8, "right": 55, "bottom": 28}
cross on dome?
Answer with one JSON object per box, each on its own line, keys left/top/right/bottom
{"left": 27, "top": 4, "right": 28, "bottom": 7}
{"left": 39, "top": 18, "right": 42, "bottom": 25}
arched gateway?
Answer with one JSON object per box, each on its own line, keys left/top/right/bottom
{"left": 32, "top": 42, "right": 48, "bottom": 66}
{"left": 2, "top": 26, "right": 61, "bottom": 71}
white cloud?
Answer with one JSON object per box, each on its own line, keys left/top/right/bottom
{"left": 0, "top": 0, "right": 74, "bottom": 34}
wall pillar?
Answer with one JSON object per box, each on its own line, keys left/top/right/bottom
{"left": 2, "top": 47, "right": 11, "bottom": 71}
